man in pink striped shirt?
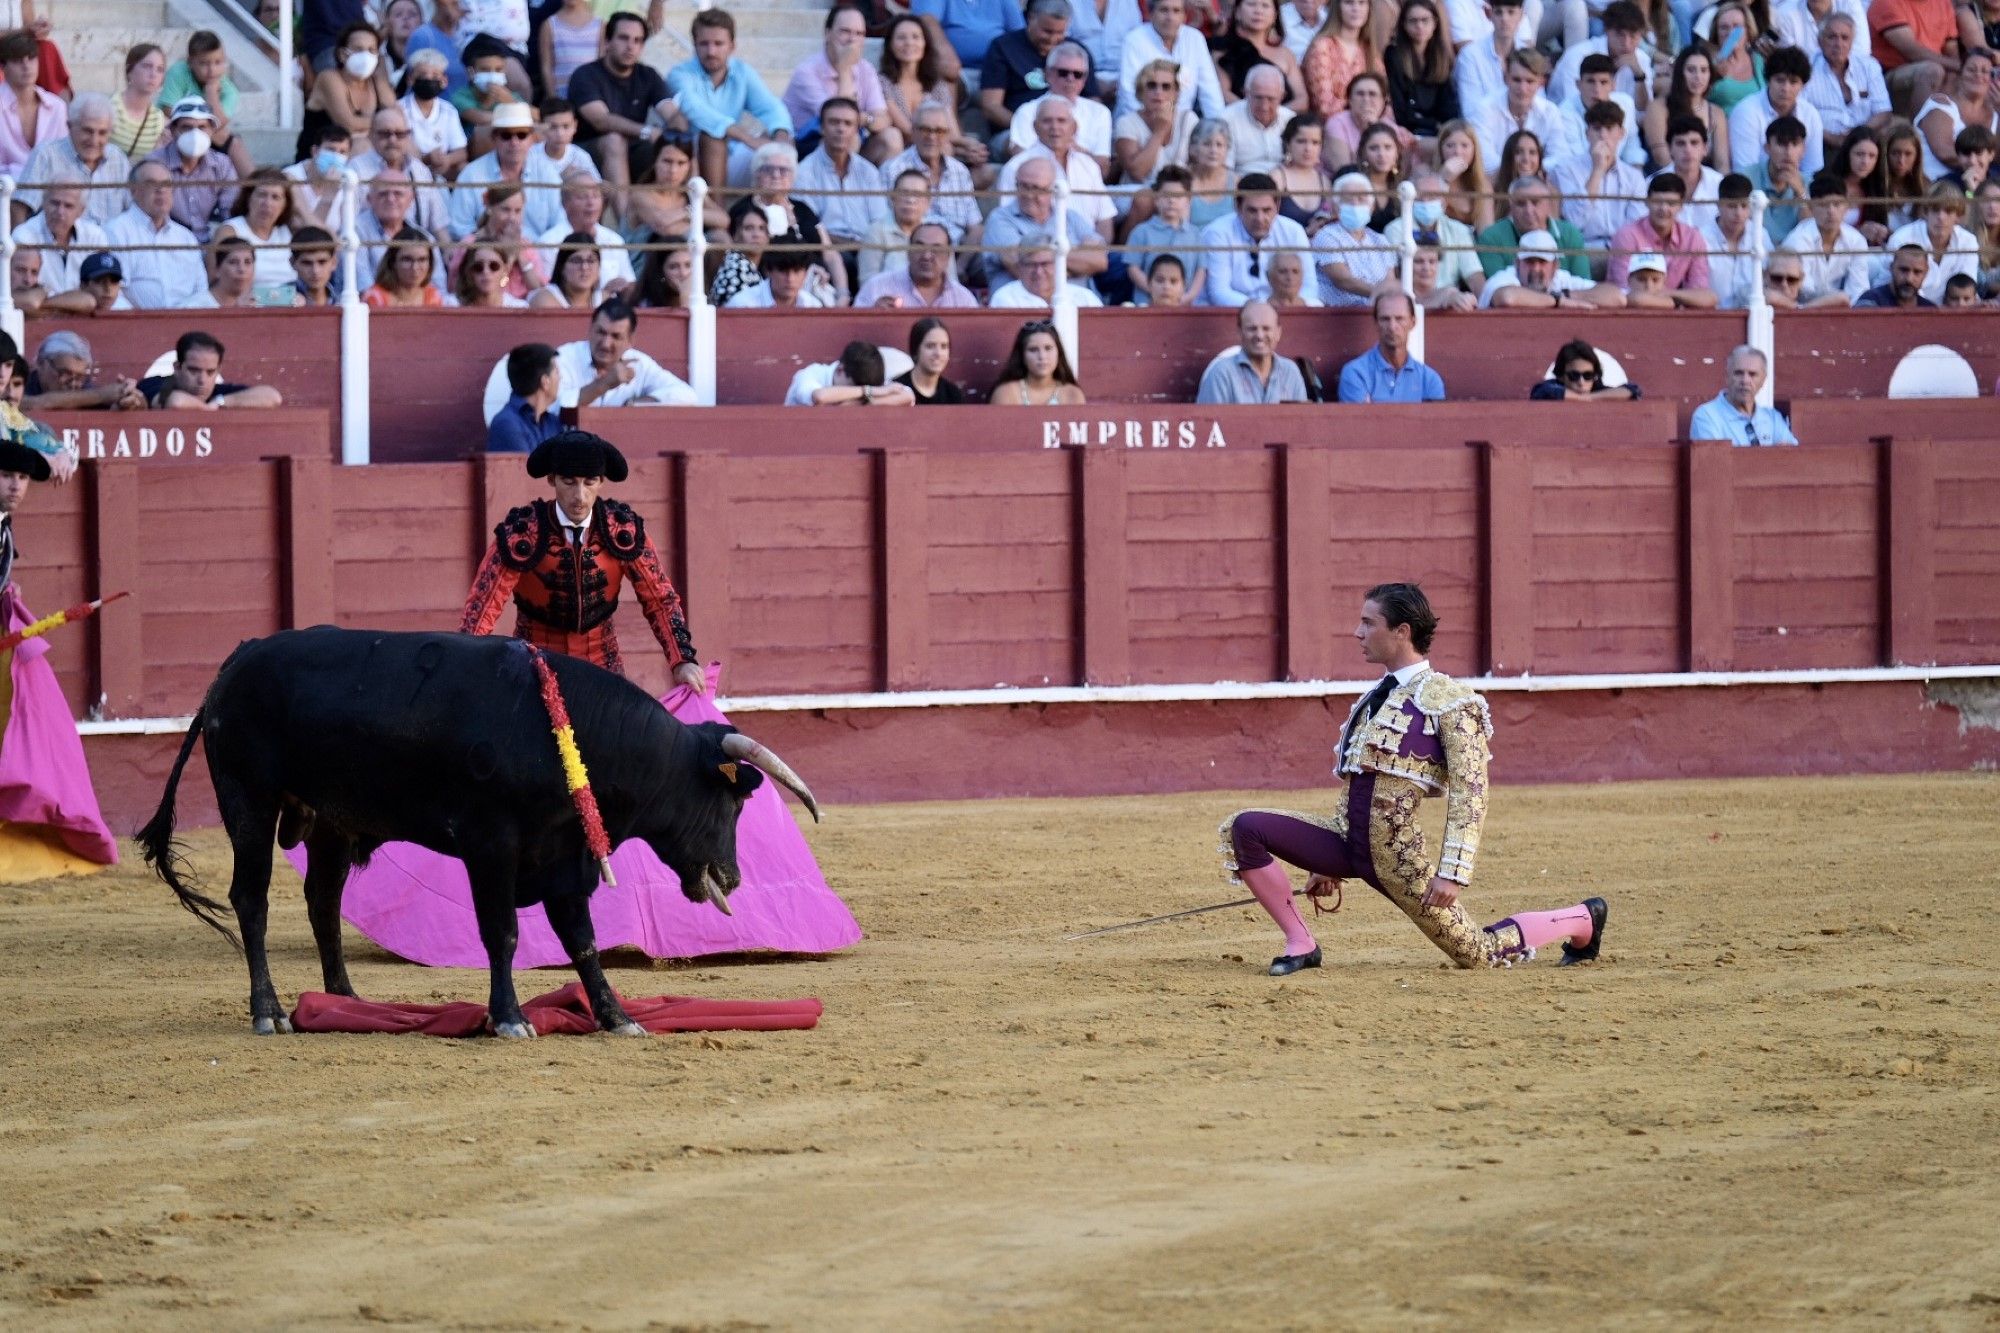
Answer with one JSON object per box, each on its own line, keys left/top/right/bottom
{"left": 1605, "top": 172, "right": 1717, "bottom": 308}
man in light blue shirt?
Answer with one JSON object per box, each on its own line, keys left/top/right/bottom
{"left": 668, "top": 8, "right": 793, "bottom": 189}
{"left": 1336, "top": 289, "right": 1447, "bottom": 403}
{"left": 912, "top": 0, "right": 1025, "bottom": 72}
{"left": 449, "top": 102, "right": 565, "bottom": 238}
{"left": 1195, "top": 301, "right": 1309, "bottom": 403}
{"left": 1199, "top": 173, "right": 1311, "bottom": 307}
{"left": 1688, "top": 346, "right": 1799, "bottom": 446}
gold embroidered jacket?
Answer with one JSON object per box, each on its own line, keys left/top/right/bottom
{"left": 1335, "top": 669, "right": 1494, "bottom": 885}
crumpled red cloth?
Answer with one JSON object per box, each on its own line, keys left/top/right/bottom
{"left": 290, "top": 982, "right": 823, "bottom": 1037}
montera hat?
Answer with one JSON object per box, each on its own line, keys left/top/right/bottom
{"left": 527, "top": 429, "right": 628, "bottom": 482}
{"left": 0, "top": 438, "right": 53, "bottom": 482}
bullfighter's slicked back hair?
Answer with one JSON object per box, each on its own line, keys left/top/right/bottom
{"left": 1366, "top": 581, "right": 1437, "bottom": 652}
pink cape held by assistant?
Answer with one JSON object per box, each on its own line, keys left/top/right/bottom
{"left": 0, "top": 586, "right": 118, "bottom": 870}
{"left": 307, "top": 664, "right": 861, "bottom": 967}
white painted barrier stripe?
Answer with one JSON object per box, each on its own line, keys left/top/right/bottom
{"left": 75, "top": 664, "right": 1998, "bottom": 734}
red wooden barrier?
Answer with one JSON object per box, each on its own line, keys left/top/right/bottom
{"left": 1776, "top": 309, "right": 2000, "bottom": 400}
{"left": 1786, "top": 396, "right": 2000, "bottom": 446}
{"left": 15, "top": 429, "right": 1988, "bottom": 723}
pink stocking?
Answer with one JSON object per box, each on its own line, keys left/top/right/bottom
{"left": 1240, "top": 862, "right": 1316, "bottom": 956}
{"left": 1504, "top": 905, "right": 1595, "bottom": 952}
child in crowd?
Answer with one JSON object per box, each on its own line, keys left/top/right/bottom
{"left": 535, "top": 98, "right": 601, "bottom": 180}
{"left": 452, "top": 37, "right": 526, "bottom": 159}
{"left": 1143, "top": 252, "right": 1189, "bottom": 306}
{"left": 290, "top": 226, "right": 339, "bottom": 306}
{"left": 1123, "top": 165, "right": 1206, "bottom": 304}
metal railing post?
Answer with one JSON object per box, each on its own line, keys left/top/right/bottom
{"left": 278, "top": 1, "right": 297, "bottom": 130}
{"left": 1747, "top": 189, "right": 1774, "bottom": 409}
{"left": 1397, "top": 179, "right": 1422, "bottom": 365}
{"left": 1051, "top": 176, "right": 1079, "bottom": 369}
{"left": 337, "top": 170, "right": 371, "bottom": 464}
{"left": 686, "top": 176, "right": 717, "bottom": 405}
{"left": 0, "top": 176, "right": 19, "bottom": 351}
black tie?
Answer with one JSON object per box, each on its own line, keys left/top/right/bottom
{"left": 1358, "top": 675, "right": 1396, "bottom": 726}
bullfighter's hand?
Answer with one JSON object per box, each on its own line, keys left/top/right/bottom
{"left": 1420, "top": 875, "right": 1460, "bottom": 911}
{"left": 673, "top": 661, "right": 707, "bottom": 694}
{"left": 1302, "top": 873, "right": 1339, "bottom": 904}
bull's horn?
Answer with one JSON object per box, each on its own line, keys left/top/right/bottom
{"left": 720, "top": 733, "right": 821, "bottom": 823}
{"left": 701, "top": 867, "right": 734, "bottom": 916}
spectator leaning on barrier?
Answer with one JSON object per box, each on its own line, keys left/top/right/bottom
{"left": 23, "top": 331, "right": 144, "bottom": 413}
{"left": 148, "top": 97, "right": 239, "bottom": 242}
{"left": 855, "top": 221, "right": 981, "bottom": 307}
{"left": 896, "top": 316, "right": 967, "bottom": 405}
{"left": 76, "top": 251, "right": 133, "bottom": 312}
{"left": 13, "top": 93, "right": 129, "bottom": 229}
{"left": 13, "top": 177, "right": 107, "bottom": 297}
{"left": 1689, "top": 345, "right": 1797, "bottom": 446}
{"left": 1855, "top": 242, "right": 1939, "bottom": 305}
{"left": 1410, "top": 240, "right": 1478, "bottom": 309}
{"left": 668, "top": 8, "right": 795, "bottom": 190}
{"left": 138, "top": 331, "right": 284, "bottom": 411}
{"left": 1481, "top": 227, "right": 1627, "bottom": 306}
{"left": 488, "top": 342, "right": 565, "bottom": 454}
{"left": 1530, "top": 337, "right": 1642, "bottom": 400}
{"left": 103, "top": 161, "right": 206, "bottom": 309}
{"left": 990, "top": 236, "right": 1108, "bottom": 306}
{"left": 1379, "top": 171, "right": 1486, "bottom": 299}
{"left": 1779, "top": 171, "right": 1874, "bottom": 303}
{"left": 483, "top": 298, "right": 698, "bottom": 423}
{"left": 1142, "top": 252, "right": 1191, "bottom": 304}
{"left": 786, "top": 339, "right": 917, "bottom": 406}
{"left": 1336, "top": 287, "right": 1446, "bottom": 404}
{"left": 0, "top": 27, "right": 66, "bottom": 178}
{"left": 1202, "top": 172, "right": 1313, "bottom": 307}
{"left": 5, "top": 244, "right": 90, "bottom": 316}
{"left": 1606, "top": 172, "right": 1716, "bottom": 305}
{"left": 1197, "top": 299, "right": 1310, "bottom": 403}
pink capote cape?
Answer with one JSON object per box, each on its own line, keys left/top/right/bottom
{"left": 0, "top": 586, "right": 117, "bottom": 864}
{"left": 300, "top": 664, "right": 861, "bottom": 967}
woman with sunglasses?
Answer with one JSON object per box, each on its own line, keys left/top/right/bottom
{"left": 448, "top": 239, "right": 530, "bottom": 307}
{"left": 1115, "top": 59, "right": 1200, "bottom": 196}
{"left": 1530, "top": 338, "right": 1642, "bottom": 400}
{"left": 450, "top": 182, "right": 550, "bottom": 299}
{"left": 365, "top": 225, "right": 445, "bottom": 307}
{"left": 990, "top": 320, "right": 1086, "bottom": 406}
{"left": 532, "top": 232, "right": 604, "bottom": 309}
{"left": 895, "top": 316, "right": 966, "bottom": 405}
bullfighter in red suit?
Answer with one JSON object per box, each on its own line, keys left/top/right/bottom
{"left": 460, "top": 430, "right": 705, "bottom": 690}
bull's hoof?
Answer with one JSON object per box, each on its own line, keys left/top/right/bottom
{"left": 489, "top": 1019, "right": 536, "bottom": 1040}
{"left": 608, "top": 1021, "right": 646, "bottom": 1037}
{"left": 251, "top": 1015, "right": 293, "bottom": 1036}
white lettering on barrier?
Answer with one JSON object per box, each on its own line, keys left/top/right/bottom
{"left": 1030, "top": 419, "right": 1233, "bottom": 449}
{"left": 165, "top": 428, "right": 184, "bottom": 458}
{"left": 196, "top": 427, "right": 213, "bottom": 457}
{"left": 49, "top": 423, "right": 258, "bottom": 464}
{"left": 138, "top": 428, "right": 158, "bottom": 459}
{"left": 87, "top": 428, "right": 105, "bottom": 458}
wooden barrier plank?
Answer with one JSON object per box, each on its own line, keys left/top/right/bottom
{"left": 678, "top": 452, "right": 731, "bottom": 669}
{"left": 1685, "top": 440, "right": 1734, "bottom": 671}
{"left": 1483, "top": 442, "right": 1533, "bottom": 675}
{"left": 476, "top": 452, "right": 527, "bottom": 567}
{"left": 88, "top": 462, "right": 143, "bottom": 717}
{"left": 878, "top": 448, "right": 929, "bottom": 691}
{"left": 1078, "top": 447, "right": 1130, "bottom": 685}
{"left": 282, "top": 456, "right": 334, "bottom": 629}
{"left": 1885, "top": 436, "right": 1937, "bottom": 667}
{"left": 1283, "top": 445, "right": 1334, "bottom": 681}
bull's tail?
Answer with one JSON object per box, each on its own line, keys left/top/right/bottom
{"left": 137, "top": 708, "right": 242, "bottom": 954}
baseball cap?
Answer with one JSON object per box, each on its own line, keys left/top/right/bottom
{"left": 168, "top": 96, "right": 216, "bottom": 125}
{"left": 79, "top": 252, "right": 122, "bottom": 283}
{"left": 490, "top": 102, "right": 535, "bottom": 132}
{"left": 1517, "top": 229, "right": 1559, "bottom": 261}
{"left": 1628, "top": 252, "right": 1667, "bottom": 274}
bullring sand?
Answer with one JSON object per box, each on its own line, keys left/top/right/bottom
{"left": 3, "top": 774, "right": 1998, "bottom": 1329}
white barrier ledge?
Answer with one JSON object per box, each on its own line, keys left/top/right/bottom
{"left": 77, "top": 664, "right": 1997, "bottom": 734}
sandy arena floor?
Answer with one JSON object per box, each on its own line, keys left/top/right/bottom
{"left": 3, "top": 773, "right": 1999, "bottom": 1330}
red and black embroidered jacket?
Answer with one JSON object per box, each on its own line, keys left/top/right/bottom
{"left": 459, "top": 498, "right": 696, "bottom": 674}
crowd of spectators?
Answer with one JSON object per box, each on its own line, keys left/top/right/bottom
{"left": 3, "top": 0, "right": 1998, "bottom": 327}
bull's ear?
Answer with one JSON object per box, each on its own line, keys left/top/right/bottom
{"left": 718, "top": 761, "right": 739, "bottom": 783}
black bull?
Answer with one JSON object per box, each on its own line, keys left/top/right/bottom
{"left": 139, "top": 628, "right": 820, "bottom": 1037}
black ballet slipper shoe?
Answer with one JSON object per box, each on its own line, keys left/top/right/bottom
{"left": 1268, "top": 946, "right": 1322, "bottom": 977}
{"left": 1558, "top": 898, "right": 1609, "bottom": 966}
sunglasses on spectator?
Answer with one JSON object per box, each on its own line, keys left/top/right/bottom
{"left": 1767, "top": 271, "right": 1802, "bottom": 285}
{"left": 1563, "top": 367, "right": 1597, "bottom": 383}
{"left": 1141, "top": 79, "right": 1177, "bottom": 90}
{"left": 1051, "top": 66, "right": 1088, "bottom": 79}
{"left": 493, "top": 129, "right": 532, "bottom": 141}
{"left": 1022, "top": 319, "right": 1057, "bottom": 333}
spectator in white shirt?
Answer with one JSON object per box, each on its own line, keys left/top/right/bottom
{"left": 725, "top": 248, "right": 835, "bottom": 306}
{"left": 1776, "top": 0, "right": 1870, "bottom": 60}
{"left": 1223, "top": 66, "right": 1296, "bottom": 174}
{"left": 532, "top": 176, "right": 635, "bottom": 296}
{"left": 1550, "top": 1, "right": 1657, "bottom": 109}
{"left": 352, "top": 104, "right": 453, "bottom": 239}
{"left": 13, "top": 93, "right": 129, "bottom": 228}
{"left": 785, "top": 340, "right": 916, "bottom": 406}
{"left": 400, "top": 48, "right": 470, "bottom": 178}
{"left": 795, "top": 96, "right": 887, "bottom": 261}
{"left": 1550, "top": 99, "right": 1647, "bottom": 247}
{"left": 1559, "top": 53, "right": 1646, "bottom": 169}
{"left": 1730, "top": 46, "right": 1826, "bottom": 176}
{"left": 1476, "top": 48, "right": 1576, "bottom": 171}
{"left": 997, "top": 96, "right": 1118, "bottom": 239}
{"left": 1778, "top": 172, "right": 1874, "bottom": 303}
{"left": 1879, "top": 181, "right": 1982, "bottom": 302}
{"left": 1199, "top": 172, "right": 1312, "bottom": 305}
{"left": 449, "top": 100, "right": 565, "bottom": 239}
{"left": 1312, "top": 168, "right": 1394, "bottom": 305}
{"left": 481, "top": 297, "right": 696, "bottom": 422}
{"left": 102, "top": 161, "right": 206, "bottom": 308}
{"left": 1804, "top": 13, "right": 1891, "bottom": 156}
{"left": 1280, "top": 0, "right": 1325, "bottom": 63}
{"left": 988, "top": 239, "right": 1107, "bottom": 307}
{"left": 1660, "top": 112, "right": 1723, "bottom": 229}
{"left": 12, "top": 180, "right": 107, "bottom": 296}
{"left": 1457, "top": 0, "right": 1536, "bottom": 123}
{"left": 1010, "top": 43, "right": 1114, "bottom": 169}
{"left": 1698, "top": 172, "right": 1760, "bottom": 308}
{"left": 1118, "top": 0, "right": 1226, "bottom": 119}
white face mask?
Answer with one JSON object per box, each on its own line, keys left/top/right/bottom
{"left": 344, "top": 50, "right": 379, "bottom": 79}
{"left": 471, "top": 70, "right": 507, "bottom": 91}
{"left": 176, "top": 128, "right": 211, "bottom": 160}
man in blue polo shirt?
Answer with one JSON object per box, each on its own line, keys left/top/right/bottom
{"left": 913, "top": 0, "right": 1025, "bottom": 73}
{"left": 1336, "top": 289, "right": 1447, "bottom": 404}
{"left": 487, "top": 343, "right": 564, "bottom": 454}
{"left": 1688, "top": 345, "right": 1799, "bottom": 446}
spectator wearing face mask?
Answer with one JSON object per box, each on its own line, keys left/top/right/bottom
{"left": 400, "top": 48, "right": 470, "bottom": 178}
{"left": 283, "top": 122, "right": 354, "bottom": 230}
{"left": 1378, "top": 171, "right": 1486, "bottom": 299}
{"left": 145, "top": 96, "right": 238, "bottom": 241}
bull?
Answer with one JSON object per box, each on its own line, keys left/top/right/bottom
{"left": 139, "top": 627, "right": 819, "bottom": 1038}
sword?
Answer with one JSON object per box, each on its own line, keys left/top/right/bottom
{"left": 1065, "top": 888, "right": 1324, "bottom": 942}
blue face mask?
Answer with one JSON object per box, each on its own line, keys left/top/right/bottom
{"left": 1338, "top": 202, "right": 1371, "bottom": 231}
{"left": 314, "top": 148, "right": 348, "bottom": 176}
{"left": 1412, "top": 198, "right": 1443, "bottom": 225}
